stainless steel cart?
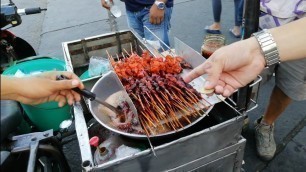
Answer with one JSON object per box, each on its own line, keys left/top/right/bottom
{"left": 62, "top": 30, "right": 255, "bottom": 171}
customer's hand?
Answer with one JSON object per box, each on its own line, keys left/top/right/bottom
{"left": 183, "top": 37, "right": 266, "bottom": 97}
{"left": 101, "top": 0, "right": 113, "bottom": 10}
{"left": 150, "top": 4, "right": 165, "bottom": 24}
{"left": 12, "top": 71, "right": 84, "bottom": 107}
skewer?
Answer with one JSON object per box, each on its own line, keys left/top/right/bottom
{"left": 145, "top": 108, "right": 160, "bottom": 123}
{"left": 174, "top": 87, "right": 204, "bottom": 111}
{"left": 174, "top": 93, "right": 199, "bottom": 116}
{"left": 152, "top": 103, "right": 176, "bottom": 129}
{"left": 182, "top": 98, "right": 203, "bottom": 117}
{"left": 148, "top": 108, "right": 165, "bottom": 125}
{"left": 106, "top": 49, "right": 111, "bottom": 58}
{"left": 173, "top": 102, "right": 192, "bottom": 116}
{"left": 167, "top": 105, "right": 183, "bottom": 128}
{"left": 130, "top": 43, "right": 133, "bottom": 54}
{"left": 158, "top": 92, "right": 171, "bottom": 104}
{"left": 185, "top": 89, "right": 210, "bottom": 107}
{"left": 139, "top": 45, "right": 145, "bottom": 52}
{"left": 141, "top": 111, "right": 156, "bottom": 127}
{"left": 141, "top": 94, "right": 151, "bottom": 107}
{"left": 162, "top": 103, "right": 178, "bottom": 124}
{"left": 172, "top": 105, "right": 191, "bottom": 124}
{"left": 123, "top": 48, "right": 131, "bottom": 56}
{"left": 159, "top": 91, "right": 169, "bottom": 100}
{"left": 139, "top": 117, "right": 157, "bottom": 157}
{"left": 169, "top": 85, "right": 185, "bottom": 95}
{"left": 121, "top": 52, "right": 126, "bottom": 59}
{"left": 112, "top": 46, "right": 208, "bottom": 135}
{"left": 146, "top": 93, "right": 158, "bottom": 106}
{"left": 131, "top": 93, "right": 145, "bottom": 110}
{"left": 154, "top": 105, "right": 169, "bottom": 124}
{"left": 160, "top": 45, "right": 166, "bottom": 54}
{"left": 145, "top": 92, "right": 154, "bottom": 101}
{"left": 153, "top": 94, "right": 166, "bottom": 109}
{"left": 142, "top": 117, "right": 154, "bottom": 135}
{"left": 145, "top": 109, "right": 160, "bottom": 125}
{"left": 116, "top": 54, "right": 120, "bottom": 61}
{"left": 139, "top": 116, "right": 150, "bottom": 134}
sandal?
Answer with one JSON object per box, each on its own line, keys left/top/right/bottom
{"left": 205, "top": 26, "right": 221, "bottom": 34}
{"left": 229, "top": 28, "right": 241, "bottom": 38}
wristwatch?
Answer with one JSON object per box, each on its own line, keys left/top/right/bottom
{"left": 154, "top": 1, "right": 166, "bottom": 10}
{"left": 252, "top": 29, "right": 280, "bottom": 67}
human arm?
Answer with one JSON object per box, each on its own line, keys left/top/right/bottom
{"left": 150, "top": 0, "right": 167, "bottom": 25}
{"left": 1, "top": 71, "right": 84, "bottom": 107}
{"left": 183, "top": 18, "right": 306, "bottom": 97}
{"left": 101, "top": 0, "right": 113, "bottom": 10}
{"left": 268, "top": 18, "right": 306, "bottom": 62}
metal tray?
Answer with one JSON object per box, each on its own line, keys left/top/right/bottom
{"left": 63, "top": 30, "right": 222, "bottom": 139}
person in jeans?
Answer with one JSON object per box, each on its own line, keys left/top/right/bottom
{"left": 101, "top": 0, "right": 173, "bottom": 47}
{"left": 205, "top": 0, "right": 244, "bottom": 38}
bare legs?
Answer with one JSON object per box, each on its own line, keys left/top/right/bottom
{"left": 262, "top": 86, "right": 292, "bottom": 125}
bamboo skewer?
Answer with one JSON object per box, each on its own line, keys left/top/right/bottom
{"left": 123, "top": 48, "right": 131, "bottom": 56}
{"left": 141, "top": 111, "right": 156, "bottom": 127}
{"left": 130, "top": 43, "right": 133, "bottom": 54}
{"left": 167, "top": 105, "right": 183, "bottom": 128}
{"left": 108, "top": 46, "right": 211, "bottom": 136}
{"left": 106, "top": 49, "right": 111, "bottom": 59}
{"left": 116, "top": 54, "right": 120, "bottom": 61}
{"left": 139, "top": 45, "right": 145, "bottom": 52}
{"left": 121, "top": 52, "right": 126, "bottom": 59}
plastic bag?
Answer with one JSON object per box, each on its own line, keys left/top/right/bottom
{"left": 115, "top": 145, "right": 141, "bottom": 159}
{"left": 88, "top": 56, "right": 110, "bottom": 77}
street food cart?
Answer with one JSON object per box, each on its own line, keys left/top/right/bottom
{"left": 62, "top": 28, "right": 262, "bottom": 171}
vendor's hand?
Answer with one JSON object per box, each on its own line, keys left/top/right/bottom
{"left": 149, "top": 4, "right": 165, "bottom": 25}
{"left": 14, "top": 71, "right": 84, "bottom": 107}
{"left": 101, "top": 0, "right": 113, "bottom": 10}
{"left": 183, "top": 37, "right": 266, "bottom": 97}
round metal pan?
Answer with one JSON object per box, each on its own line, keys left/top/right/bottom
{"left": 88, "top": 71, "right": 214, "bottom": 139}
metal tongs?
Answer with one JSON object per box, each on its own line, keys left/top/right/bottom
{"left": 56, "top": 75, "right": 123, "bottom": 116}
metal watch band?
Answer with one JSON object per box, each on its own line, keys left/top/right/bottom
{"left": 252, "top": 29, "right": 280, "bottom": 67}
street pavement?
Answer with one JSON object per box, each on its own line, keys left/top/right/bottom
{"left": 6, "top": 0, "right": 306, "bottom": 171}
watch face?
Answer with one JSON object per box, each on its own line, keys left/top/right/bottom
{"left": 157, "top": 3, "right": 165, "bottom": 9}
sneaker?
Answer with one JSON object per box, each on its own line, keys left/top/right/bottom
{"left": 254, "top": 117, "right": 276, "bottom": 161}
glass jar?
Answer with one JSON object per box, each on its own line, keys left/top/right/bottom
{"left": 201, "top": 34, "right": 226, "bottom": 59}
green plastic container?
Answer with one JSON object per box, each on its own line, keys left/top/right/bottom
{"left": 3, "top": 58, "right": 72, "bottom": 131}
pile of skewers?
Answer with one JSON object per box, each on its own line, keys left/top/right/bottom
{"left": 106, "top": 46, "right": 210, "bottom": 135}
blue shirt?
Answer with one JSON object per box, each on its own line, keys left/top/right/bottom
{"left": 124, "top": 0, "right": 173, "bottom": 12}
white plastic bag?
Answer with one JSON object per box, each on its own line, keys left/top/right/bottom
{"left": 88, "top": 56, "right": 110, "bottom": 77}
